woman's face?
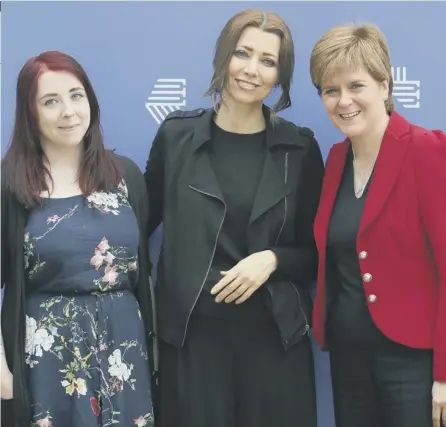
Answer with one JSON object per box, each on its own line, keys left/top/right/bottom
{"left": 225, "top": 26, "right": 280, "bottom": 108}
{"left": 35, "top": 70, "right": 91, "bottom": 150}
{"left": 320, "top": 66, "right": 389, "bottom": 140}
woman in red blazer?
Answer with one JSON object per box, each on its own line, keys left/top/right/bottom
{"left": 310, "top": 24, "right": 446, "bottom": 427}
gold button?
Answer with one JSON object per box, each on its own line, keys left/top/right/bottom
{"left": 368, "top": 294, "right": 377, "bottom": 303}
{"left": 359, "top": 251, "right": 368, "bottom": 259}
{"left": 363, "top": 273, "right": 372, "bottom": 282}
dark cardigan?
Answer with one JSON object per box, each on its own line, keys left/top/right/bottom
{"left": 1, "top": 154, "right": 155, "bottom": 427}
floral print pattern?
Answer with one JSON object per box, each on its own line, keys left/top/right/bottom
{"left": 24, "top": 182, "right": 154, "bottom": 426}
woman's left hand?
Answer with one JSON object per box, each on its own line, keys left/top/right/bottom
{"left": 433, "top": 381, "right": 446, "bottom": 427}
{"left": 210, "top": 250, "right": 278, "bottom": 304}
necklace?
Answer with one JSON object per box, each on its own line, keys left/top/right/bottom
{"left": 353, "top": 157, "right": 376, "bottom": 198}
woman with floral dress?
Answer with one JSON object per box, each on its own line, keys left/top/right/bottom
{"left": 1, "top": 51, "right": 155, "bottom": 427}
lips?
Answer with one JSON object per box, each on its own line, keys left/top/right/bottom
{"left": 58, "top": 124, "right": 79, "bottom": 130}
{"left": 236, "top": 79, "right": 259, "bottom": 90}
{"left": 339, "top": 111, "right": 361, "bottom": 119}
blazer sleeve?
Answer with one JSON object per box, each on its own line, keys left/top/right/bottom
{"left": 144, "top": 122, "right": 167, "bottom": 238}
{"left": 413, "top": 129, "right": 446, "bottom": 381}
{"left": 269, "top": 131, "right": 325, "bottom": 286}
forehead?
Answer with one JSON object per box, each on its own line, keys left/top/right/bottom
{"left": 37, "top": 71, "right": 84, "bottom": 96}
{"left": 322, "top": 65, "right": 372, "bottom": 86}
{"left": 237, "top": 26, "right": 281, "bottom": 55}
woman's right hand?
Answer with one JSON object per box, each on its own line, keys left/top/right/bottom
{"left": 1, "top": 371, "right": 13, "bottom": 400}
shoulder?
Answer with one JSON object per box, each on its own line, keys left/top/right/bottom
{"left": 272, "top": 115, "right": 315, "bottom": 140}
{"left": 113, "top": 153, "right": 142, "bottom": 177}
{"left": 409, "top": 122, "right": 446, "bottom": 162}
{"left": 159, "top": 108, "right": 207, "bottom": 131}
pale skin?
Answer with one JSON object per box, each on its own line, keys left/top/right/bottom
{"left": 321, "top": 67, "right": 446, "bottom": 427}
{"left": 209, "top": 26, "right": 282, "bottom": 304}
{"left": 1, "top": 70, "right": 89, "bottom": 399}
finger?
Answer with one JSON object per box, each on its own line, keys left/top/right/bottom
{"left": 433, "top": 403, "right": 441, "bottom": 427}
{"left": 215, "top": 276, "right": 245, "bottom": 303}
{"left": 235, "top": 286, "right": 256, "bottom": 305}
{"left": 211, "top": 270, "right": 238, "bottom": 295}
{"left": 224, "top": 282, "right": 250, "bottom": 303}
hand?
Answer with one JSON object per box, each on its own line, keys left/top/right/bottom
{"left": 1, "top": 371, "right": 13, "bottom": 400}
{"left": 433, "top": 381, "right": 446, "bottom": 427}
{"left": 210, "top": 250, "right": 278, "bottom": 305}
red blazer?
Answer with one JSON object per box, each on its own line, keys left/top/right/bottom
{"left": 312, "top": 111, "right": 446, "bottom": 381}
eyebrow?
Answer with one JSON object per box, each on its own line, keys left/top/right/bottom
{"left": 239, "top": 45, "right": 278, "bottom": 59}
{"left": 39, "top": 87, "right": 85, "bottom": 100}
{"left": 321, "top": 80, "right": 367, "bottom": 89}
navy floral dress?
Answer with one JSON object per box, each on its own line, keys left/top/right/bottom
{"left": 23, "top": 181, "right": 154, "bottom": 427}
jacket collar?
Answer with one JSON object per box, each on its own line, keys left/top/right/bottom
{"left": 191, "top": 104, "right": 305, "bottom": 151}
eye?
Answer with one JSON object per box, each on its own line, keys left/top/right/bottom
{"left": 323, "top": 88, "right": 337, "bottom": 95}
{"left": 72, "top": 93, "right": 85, "bottom": 100}
{"left": 351, "top": 83, "right": 364, "bottom": 90}
{"left": 44, "top": 99, "right": 58, "bottom": 106}
{"left": 262, "top": 58, "right": 276, "bottom": 67}
{"left": 234, "top": 49, "right": 248, "bottom": 58}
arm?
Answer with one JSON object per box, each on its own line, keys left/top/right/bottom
{"left": 269, "top": 133, "right": 325, "bottom": 286}
{"left": 413, "top": 129, "right": 446, "bottom": 382}
{"left": 144, "top": 123, "right": 166, "bottom": 238}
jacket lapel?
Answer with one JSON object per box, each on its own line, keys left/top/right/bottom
{"left": 359, "top": 112, "right": 412, "bottom": 234}
{"left": 249, "top": 106, "right": 305, "bottom": 225}
{"left": 188, "top": 108, "right": 225, "bottom": 201}
{"left": 314, "top": 142, "right": 348, "bottom": 250}
{"left": 249, "top": 149, "right": 292, "bottom": 224}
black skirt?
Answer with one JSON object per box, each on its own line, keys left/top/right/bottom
{"left": 156, "top": 313, "right": 317, "bottom": 427}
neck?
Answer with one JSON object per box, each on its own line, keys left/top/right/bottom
{"left": 41, "top": 142, "right": 83, "bottom": 177}
{"left": 350, "top": 114, "right": 390, "bottom": 163}
{"left": 214, "top": 97, "right": 265, "bottom": 134}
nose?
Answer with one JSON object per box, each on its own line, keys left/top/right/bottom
{"left": 338, "top": 90, "right": 353, "bottom": 108}
{"left": 61, "top": 101, "right": 76, "bottom": 118}
{"left": 243, "top": 58, "right": 259, "bottom": 77}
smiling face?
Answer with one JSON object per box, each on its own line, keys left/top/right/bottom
{"left": 320, "top": 66, "right": 389, "bottom": 140}
{"left": 224, "top": 26, "right": 281, "bottom": 108}
{"left": 36, "top": 70, "right": 91, "bottom": 150}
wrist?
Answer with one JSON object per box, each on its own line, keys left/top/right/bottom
{"left": 265, "top": 250, "right": 278, "bottom": 271}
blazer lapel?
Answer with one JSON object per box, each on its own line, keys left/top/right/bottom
{"left": 359, "top": 112, "right": 412, "bottom": 234}
{"left": 314, "top": 142, "right": 348, "bottom": 250}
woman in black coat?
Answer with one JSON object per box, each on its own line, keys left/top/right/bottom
{"left": 145, "top": 8, "right": 325, "bottom": 427}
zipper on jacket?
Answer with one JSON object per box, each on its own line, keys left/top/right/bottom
{"left": 290, "top": 281, "right": 310, "bottom": 336}
{"left": 275, "top": 152, "right": 289, "bottom": 245}
{"left": 182, "top": 185, "right": 227, "bottom": 346}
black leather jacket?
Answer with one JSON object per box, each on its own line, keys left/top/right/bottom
{"left": 144, "top": 105, "right": 324, "bottom": 349}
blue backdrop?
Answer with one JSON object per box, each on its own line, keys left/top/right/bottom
{"left": 2, "top": 2, "right": 445, "bottom": 426}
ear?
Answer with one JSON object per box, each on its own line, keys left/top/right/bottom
{"left": 381, "top": 79, "right": 389, "bottom": 99}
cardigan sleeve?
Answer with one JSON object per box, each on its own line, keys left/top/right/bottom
{"left": 1, "top": 176, "right": 11, "bottom": 289}
{"left": 413, "top": 129, "right": 446, "bottom": 381}
{"left": 144, "top": 122, "right": 167, "bottom": 238}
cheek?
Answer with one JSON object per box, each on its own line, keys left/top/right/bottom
{"left": 227, "top": 57, "right": 241, "bottom": 77}
{"left": 263, "top": 69, "right": 278, "bottom": 88}
{"left": 322, "top": 98, "right": 337, "bottom": 115}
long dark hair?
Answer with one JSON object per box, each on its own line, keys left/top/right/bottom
{"left": 2, "top": 50, "right": 122, "bottom": 207}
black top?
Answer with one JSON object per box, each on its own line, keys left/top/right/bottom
{"left": 326, "top": 146, "right": 384, "bottom": 345}
{"left": 194, "top": 121, "right": 269, "bottom": 318}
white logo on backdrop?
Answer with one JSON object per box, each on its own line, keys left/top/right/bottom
{"left": 145, "top": 78, "right": 187, "bottom": 125}
{"left": 391, "top": 66, "right": 420, "bottom": 109}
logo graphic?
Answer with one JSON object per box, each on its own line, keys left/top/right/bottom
{"left": 145, "top": 78, "right": 187, "bottom": 125}
{"left": 391, "top": 66, "right": 420, "bottom": 109}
